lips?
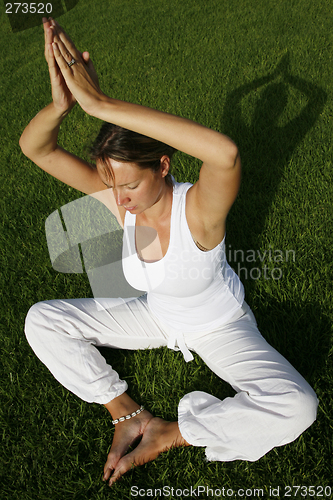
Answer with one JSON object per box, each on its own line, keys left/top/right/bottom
{"left": 124, "top": 206, "right": 137, "bottom": 211}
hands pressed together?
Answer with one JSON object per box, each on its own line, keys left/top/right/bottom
{"left": 43, "top": 17, "right": 107, "bottom": 115}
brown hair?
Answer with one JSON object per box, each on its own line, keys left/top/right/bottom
{"left": 89, "top": 122, "right": 177, "bottom": 187}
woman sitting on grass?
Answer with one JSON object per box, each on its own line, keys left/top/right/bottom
{"left": 20, "top": 18, "right": 318, "bottom": 487}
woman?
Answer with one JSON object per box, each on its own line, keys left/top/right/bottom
{"left": 20, "top": 18, "right": 318, "bottom": 487}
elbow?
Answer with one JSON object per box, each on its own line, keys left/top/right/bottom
{"left": 229, "top": 141, "right": 239, "bottom": 167}
{"left": 18, "top": 134, "right": 24, "bottom": 152}
{"left": 231, "top": 147, "right": 240, "bottom": 168}
{"left": 19, "top": 134, "right": 29, "bottom": 157}
{"left": 224, "top": 144, "right": 240, "bottom": 171}
{"left": 220, "top": 138, "right": 239, "bottom": 169}
{"left": 19, "top": 134, "right": 36, "bottom": 161}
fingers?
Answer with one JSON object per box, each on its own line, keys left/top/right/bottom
{"left": 43, "top": 17, "right": 84, "bottom": 68}
{"left": 50, "top": 18, "right": 81, "bottom": 61}
{"left": 43, "top": 17, "right": 79, "bottom": 62}
{"left": 51, "top": 28, "right": 77, "bottom": 71}
{"left": 42, "top": 20, "right": 59, "bottom": 77}
{"left": 82, "top": 51, "right": 90, "bottom": 63}
{"left": 52, "top": 41, "right": 73, "bottom": 73}
{"left": 43, "top": 18, "right": 53, "bottom": 62}
{"left": 47, "top": 42, "right": 61, "bottom": 80}
{"left": 52, "top": 28, "right": 81, "bottom": 72}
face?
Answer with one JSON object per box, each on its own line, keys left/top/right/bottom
{"left": 96, "top": 158, "right": 170, "bottom": 215}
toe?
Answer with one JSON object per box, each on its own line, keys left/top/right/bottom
{"left": 103, "top": 449, "right": 121, "bottom": 480}
{"left": 108, "top": 455, "right": 136, "bottom": 487}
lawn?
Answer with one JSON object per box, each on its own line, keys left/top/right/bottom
{"left": 0, "top": 0, "right": 332, "bottom": 499}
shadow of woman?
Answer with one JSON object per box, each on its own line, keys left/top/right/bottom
{"left": 219, "top": 55, "right": 330, "bottom": 409}
{"left": 223, "top": 54, "right": 327, "bottom": 255}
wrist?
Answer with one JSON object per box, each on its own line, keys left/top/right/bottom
{"left": 51, "top": 101, "right": 76, "bottom": 120}
{"left": 84, "top": 93, "right": 113, "bottom": 120}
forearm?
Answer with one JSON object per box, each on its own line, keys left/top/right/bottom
{"left": 92, "top": 97, "right": 238, "bottom": 169}
{"left": 19, "top": 102, "right": 69, "bottom": 159}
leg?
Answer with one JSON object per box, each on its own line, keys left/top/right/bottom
{"left": 24, "top": 295, "right": 189, "bottom": 484}
{"left": 179, "top": 302, "right": 318, "bottom": 462}
{"left": 24, "top": 295, "right": 167, "bottom": 404}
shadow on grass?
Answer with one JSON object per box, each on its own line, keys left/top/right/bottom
{"left": 217, "top": 54, "right": 330, "bottom": 399}
{"left": 252, "top": 299, "right": 331, "bottom": 387}
{"left": 224, "top": 53, "right": 327, "bottom": 257}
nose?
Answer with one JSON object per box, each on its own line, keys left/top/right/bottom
{"left": 114, "top": 189, "right": 130, "bottom": 207}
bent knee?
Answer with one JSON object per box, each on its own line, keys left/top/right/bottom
{"left": 24, "top": 301, "right": 53, "bottom": 347}
{"left": 296, "top": 386, "right": 318, "bottom": 428}
{"left": 285, "top": 385, "right": 318, "bottom": 440}
{"left": 25, "top": 302, "right": 42, "bottom": 341}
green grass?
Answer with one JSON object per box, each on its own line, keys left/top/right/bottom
{"left": 1, "top": 0, "right": 333, "bottom": 498}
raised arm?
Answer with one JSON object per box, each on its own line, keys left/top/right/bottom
{"left": 50, "top": 19, "right": 237, "bottom": 169}
{"left": 19, "top": 18, "right": 106, "bottom": 196}
{"left": 46, "top": 19, "right": 240, "bottom": 236}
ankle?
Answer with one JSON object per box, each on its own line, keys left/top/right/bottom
{"left": 164, "top": 421, "right": 190, "bottom": 447}
{"left": 104, "top": 392, "right": 142, "bottom": 421}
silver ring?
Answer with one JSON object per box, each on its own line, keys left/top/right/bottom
{"left": 67, "top": 58, "right": 75, "bottom": 67}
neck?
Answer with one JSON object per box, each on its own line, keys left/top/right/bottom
{"left": 140, "top": 182, "right": 173, "bottom": 225}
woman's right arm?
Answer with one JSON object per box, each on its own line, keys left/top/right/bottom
{"left": 19, "top": 103, "right": 105, "bottom": 195}
{"left": 19, "top": 18, "right": 106, "bottom": 196}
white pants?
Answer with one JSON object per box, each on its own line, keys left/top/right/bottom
{"left": 24, "top": 296, "right": 318, "bottom": 462}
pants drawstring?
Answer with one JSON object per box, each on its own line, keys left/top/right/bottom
{"left": 167, "top": 332, "right": 194, "bottom": 362}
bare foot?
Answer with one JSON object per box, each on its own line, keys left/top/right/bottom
{"left": 103, "top": 409, "right": 153, "bottom": 482}
{"left": 106, "top": 417, "right": 190, "bottom": 487}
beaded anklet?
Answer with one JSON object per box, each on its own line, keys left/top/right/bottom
{"left": 112, "top": 405, "right": 145, "bottom": 425}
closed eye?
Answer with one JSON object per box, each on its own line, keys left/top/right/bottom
{"left": 104, "top": 184, "right": 138, "bottom": 190}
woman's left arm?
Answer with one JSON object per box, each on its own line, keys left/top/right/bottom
{"left": 50, "top": 19, "right": 240, "bottom": 222}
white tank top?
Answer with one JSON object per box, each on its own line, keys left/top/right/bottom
{"left": 122, "top": 179, "right": 244, "bottom": 332}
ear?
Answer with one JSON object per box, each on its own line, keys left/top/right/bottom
{"left": 160, "top": 155, "right": 170, "bottom": 178}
